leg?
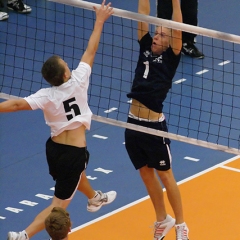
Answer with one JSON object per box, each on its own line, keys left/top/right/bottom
{"left": 157, "top": 169, "right": 189, "bottom": 240}
{"left": 181, "top": 0, "right": 204, "bottom": 58}
{"left": 0, "top": 0, "right": 4, "bottom": 8}
{"left": 77, "top": 170, "right": 117, "bottom": 212}
{"left": 157, "top": 169, "right": 184, "bottom": 224}
{"left": 157, "top": 0, "right": 172, "bottom": 19}
{"left": 139, "top": 165, "right": 166, "bottom": 222}
{"left": 139, "top": 166, "right": 176, "bottom": 239}
{"left": 77, "top": 170, "right": 96, "bottom": 199}
{"left": 25, "top": 196, "right": 71, "bottom": 238}
{"left": 181, "top": 0, "right": 198, "bottom": 43}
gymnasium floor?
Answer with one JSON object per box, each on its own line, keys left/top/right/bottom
{"left": 0, "top": 0, "right": 240, "bottom": 239}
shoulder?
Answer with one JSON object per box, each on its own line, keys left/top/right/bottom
{"left": 72, "top": 62, "right": 92, "bottom": 79}
{"left": 76, "top": 62, "right": 91, "bottom": 72}
{"left": 26, "top": 88, "right": 50, "bottom": 99}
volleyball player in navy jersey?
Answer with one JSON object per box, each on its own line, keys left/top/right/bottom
{"left": 125, "top": 0, "right": 189, "bottom": 239}
{"left": 0, "top": 1, "right": 116, "bottom": 240}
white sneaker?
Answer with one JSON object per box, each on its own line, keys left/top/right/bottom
{"left": 0, "top": 11, "right": 9, "bottom": 20}
{"left": 175, "top": 222, "right": 189, "bottom": 240}
{"left": 153, "top": 214, "right": 176, "bottom": 240}
{"left": 87, "top": 190, "right": 117, "bottom": 212}
{"left": 7, "top": 231, "right": 29, "bottom": 240}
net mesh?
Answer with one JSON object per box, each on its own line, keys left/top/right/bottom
{"left": 1, "top": 0, "right": 240, "bottom": 154}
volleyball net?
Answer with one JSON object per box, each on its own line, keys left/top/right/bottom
{"left": 0, "top": 0, "right": 240, "bottom": 155}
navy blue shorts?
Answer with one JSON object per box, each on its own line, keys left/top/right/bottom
{"left": 125, "top": 117, "right": 172, "bottom": 171}
{"left": 46, "top": 137, "right": 89, "bottom": 200}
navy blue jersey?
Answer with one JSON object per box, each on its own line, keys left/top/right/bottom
{"left": 127, "top": 32, "right": 181, "bottom": 113}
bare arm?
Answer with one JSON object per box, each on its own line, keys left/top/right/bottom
{"left": 81, "top": 0, "right": 114, "bottom": 67}
{"left": 138, "top": 0, "right": 150, "bottom": 41}
{"left": 170, "top": 0, "right": 182, "bottom": 55}
{"left": 0, "top": 98, "right": 32, "bottom": 113}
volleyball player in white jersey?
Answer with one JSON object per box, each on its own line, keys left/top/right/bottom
{"left": 0, "top": 1, "right": 116, "bottom": 239}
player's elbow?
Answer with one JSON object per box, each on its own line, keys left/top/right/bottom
{"left": 15, "top": 99, "right": 32, "bottom": 111}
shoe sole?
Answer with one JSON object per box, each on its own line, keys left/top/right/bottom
{"left": 87, "top": 192, "right": 117, "bottom": 212}
{"left": 7, "top": 7, "right": 32, "bottom": 13}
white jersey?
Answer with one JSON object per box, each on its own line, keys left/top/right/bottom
{"left": 24, "top": 62, "right": 92, "bottom": 137}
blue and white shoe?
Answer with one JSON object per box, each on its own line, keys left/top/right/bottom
{"left": 7, "top": 0, "right": 31, "bottom": 13}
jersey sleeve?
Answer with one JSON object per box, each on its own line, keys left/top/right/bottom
{"left": 139, "top": 32, "right": 152, "bottom": 51}
{"left": 71, "top": 62, "right": 91, "bottom": 89}
{"left": 24, "top": 89, "right": 49, "bottom": 110}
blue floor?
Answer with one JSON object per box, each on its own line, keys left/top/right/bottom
{"left": 0, "top": 0, "right": 240, "bottom": 239}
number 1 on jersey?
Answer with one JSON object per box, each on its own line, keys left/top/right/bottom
{"left": 143, "top": 61, "right": 149, "bottom": 79}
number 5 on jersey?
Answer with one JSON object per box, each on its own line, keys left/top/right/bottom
{"left": 63, "top": 97, "right": 81, "bottom": 121}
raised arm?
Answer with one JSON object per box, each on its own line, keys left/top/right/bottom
{"left": 0, "top": 98, "right": 32, "bottom": 113}
{"left": 170, "top": 0, "right": 182, "bottom": 55}
{"left": 138, "top": 0, "right": 150, "bottom": 41}
{"left": 81, "top": 0, "right": 113, "bottom": 67}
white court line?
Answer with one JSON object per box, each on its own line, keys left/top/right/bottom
{"left": 173, "top": 78, "right": 187, "bottom": 84}
{"left": 196, "top": 69, "right": 209, "bottom": 75}
{"left": 220, "top": 165, "right": 240, "bottom": 173}
{"left": 184, "top": 156, "right": 200, "bottom": 162}
{"left": 71, "top": 155, "right": 240, "bottom": 233}
{"left": 92, "top": 134, "right": 108, "bottom": 139}
{"left": 218, "top": 60, "right": 231, "bottom": 66}
{"left": 104, "top": 107, "right": 118, "bottom": 113}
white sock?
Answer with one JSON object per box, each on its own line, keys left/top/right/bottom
{"left": 160, "top": 214, "right": 172, "bottom": 223}
{"left": 89, "top": 191, "right": 100, "bottom": 201}
{"left": 21, "top": 230, "right": 29, "bottom": 240}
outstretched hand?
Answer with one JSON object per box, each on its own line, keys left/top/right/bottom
{"left": 93, "top": 0, "right": 114, "bottom": 23}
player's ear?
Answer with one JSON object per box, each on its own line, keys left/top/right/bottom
{"left": 63, "top": 71, "right": 69, "bottom": 82}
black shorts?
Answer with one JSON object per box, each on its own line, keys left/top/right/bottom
{"left": 46, "top": 137, "right": 89, "bottom": 200}
{"left": 125, "top": 117, "right": 171, "bottom": 171}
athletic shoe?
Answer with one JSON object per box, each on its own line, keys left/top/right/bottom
{"left": 182, "top": 42, "right": 204, "bottom": 59}
{"left": 87, "top": 190, "right": 117, "bottom": 212}
{"left": 7, "top": 0, "right": 31, "bottom": 13}
{"left": 7, "top": 231, "right": 29, "bottom": 240}
{"left": 0, "top": 11, "right": 9, "bottom": 20}
{"left": 175, "top": 223, "right": 189, "bottom": 240}
{"left": 153, "top": 214, "right": 176, "bottom": 240}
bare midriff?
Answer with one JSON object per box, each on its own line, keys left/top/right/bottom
{"left": 130, "top": 99, "right": 163, "bottom": 121}
{"left": 52, "top": 124, "right": 86, "bottom": 148}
